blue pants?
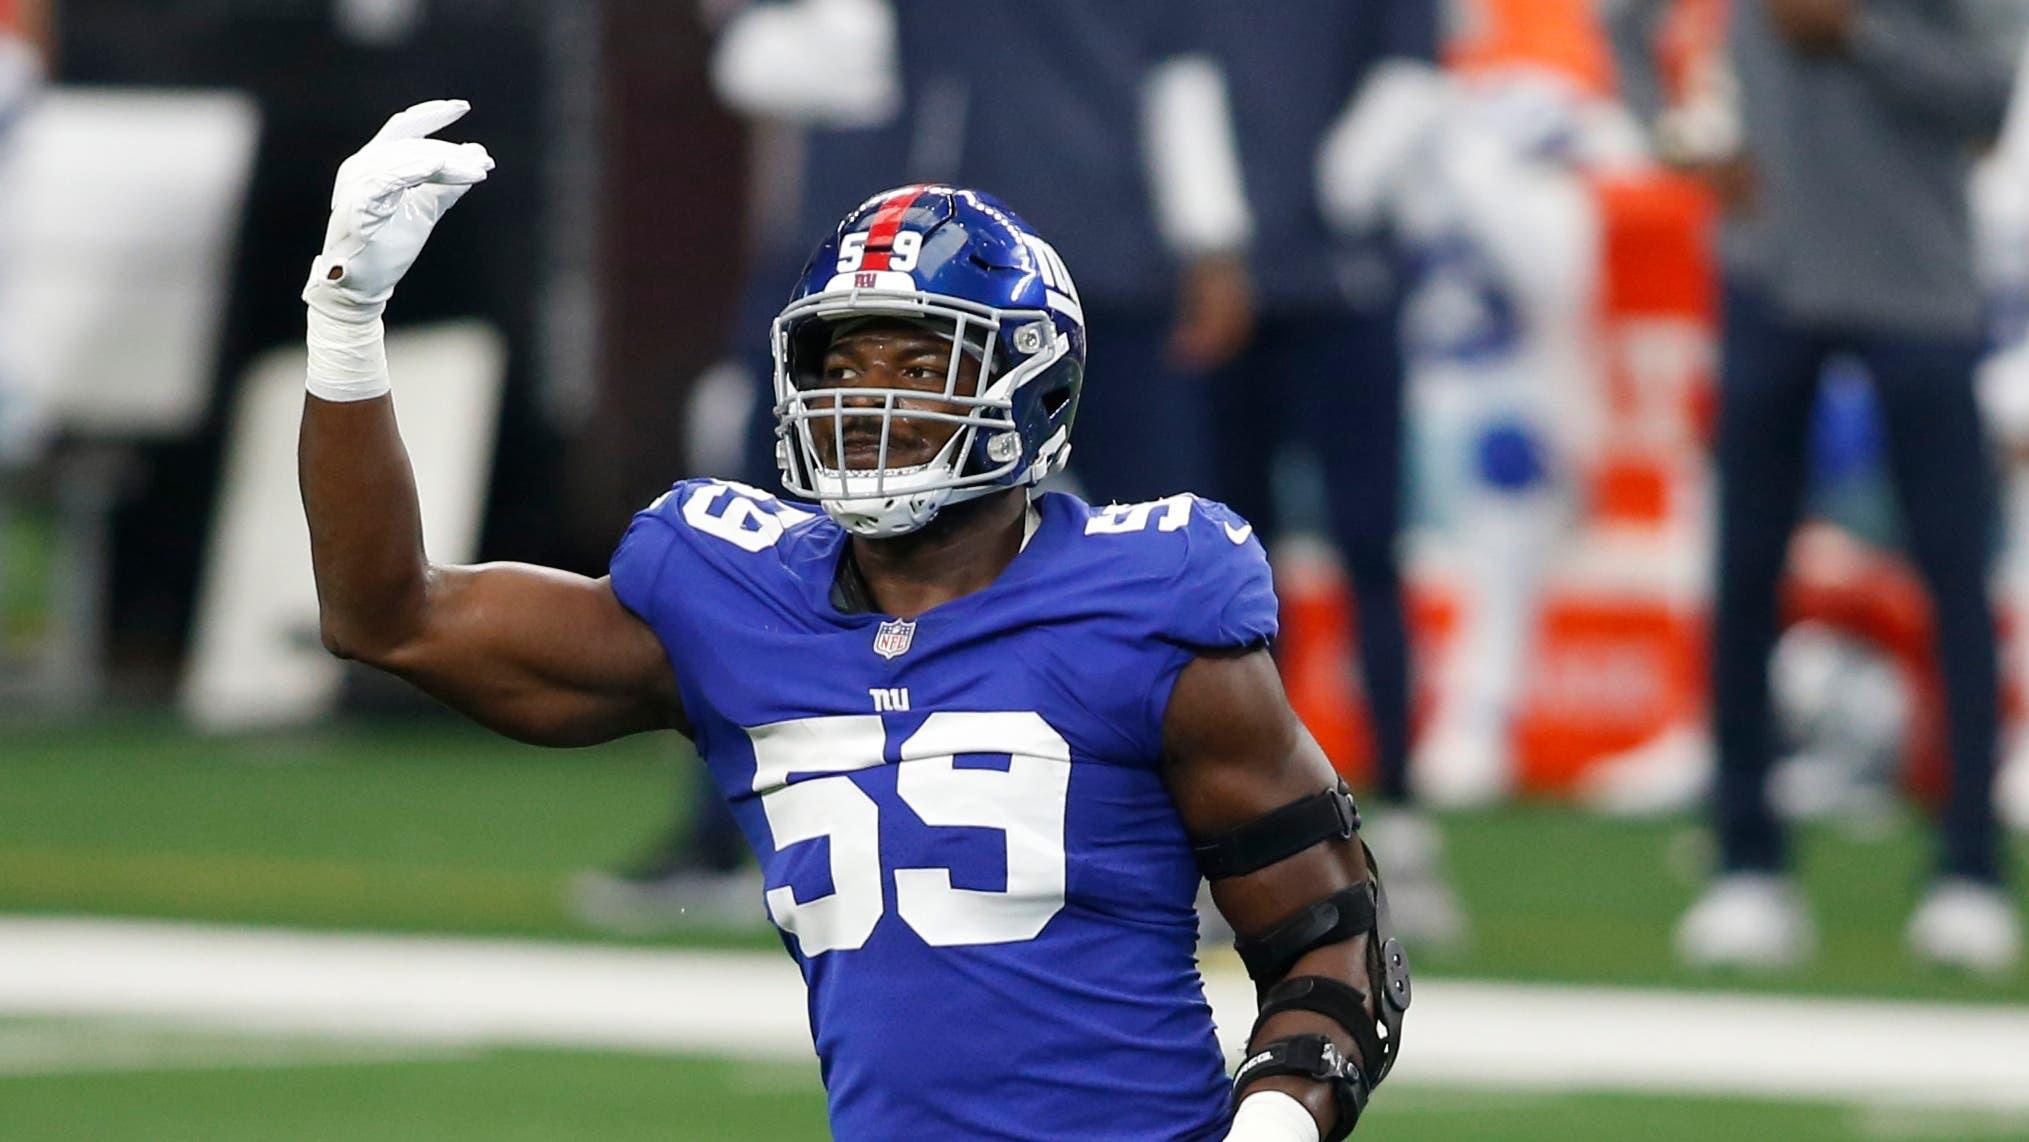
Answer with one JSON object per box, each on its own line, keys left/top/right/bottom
{"left": 1209, "top": 309, "right": 1412, "bottom": 803}
{"left": 1712, "top": 282, "right": 2003, "bottom": 882}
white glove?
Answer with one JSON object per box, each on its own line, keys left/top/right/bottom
{"left": 302, "top": 99, "right": 493, "bottom": 402}
{"left": 1225, "top": 1091, "right": 1322, "bottom": 1142}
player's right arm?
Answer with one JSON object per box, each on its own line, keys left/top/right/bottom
{"left": 1121, "top": 496, "right": 1404, "bottom": 1140}
{"left": 298, "top": 101, "right": 683, "bottom": 748}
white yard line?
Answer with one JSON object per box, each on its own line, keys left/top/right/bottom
{"left": 1, "top": 916, "right": 2026, "bottom": 1111}
{"left": 0, "top": 917, "right": 809, "bottom": 1057}
{"left": 1351, "top": 976, "right": 2029, "bottom": 1113}
{"left": 0, "top": 1022, "right": 471, "bottom": 1077}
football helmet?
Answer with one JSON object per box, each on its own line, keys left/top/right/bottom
{"left": 772, "top": 184, "right": 1086, "bottom": 536}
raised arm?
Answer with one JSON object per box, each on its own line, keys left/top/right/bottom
{"left": 1164, "top": 649, "right": 1409, "bottom": 1141}
{"left": 300, "top": 101, "right": 682, "bottom": 747}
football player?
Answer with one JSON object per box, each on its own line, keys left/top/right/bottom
{"left": 298, "top": 102, "right": 1409, "bottom": 1140}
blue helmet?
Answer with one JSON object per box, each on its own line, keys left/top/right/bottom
{"left": 772, "top": 185, "right": 1086, "bottom": 536}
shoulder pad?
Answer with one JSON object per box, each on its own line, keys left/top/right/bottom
{"left": 609, "top": 479, "right": 824, "bottom": 624}
{"left": 1078, "top": 493, "right": 1278, "bottom": 650}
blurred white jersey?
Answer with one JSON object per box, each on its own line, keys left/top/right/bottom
{"left": 1325, "top": 64, "right": 1639, "bottom": 801}
{"left": 0, "top": 30, "right": 43, "bottom": 465}
{"left": 1397, "top": 71, "right": 1634, "bottom": 479}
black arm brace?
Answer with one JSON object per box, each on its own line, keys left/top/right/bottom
{"left": 1217, "top": 831, "right": 1412, "bottom": 1135}
{"left": 1195, "top": 780, "right": 1412, "bottom": 1105}
{"left": 1234, "top": 869, "right": 1410, "bottom": 1078}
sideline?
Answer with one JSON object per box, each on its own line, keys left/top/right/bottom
{"left": 2, "top": 916, "right": 2027, "bottom": 1109}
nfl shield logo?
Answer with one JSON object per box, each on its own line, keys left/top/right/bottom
{"left": 873, "top": 618, "right": 916, "bottom": 660}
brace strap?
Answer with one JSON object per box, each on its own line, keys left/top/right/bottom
{"left": 1235, "top": 882, "right": 1377, "bottom": 985}
{"left": 1255, "top": 975, "right": 1384, "bottom": 1095}
{"left": 1194, "top": 780, "right": 1361, "bottom": 881}
{"left": 1231, "top": 1034, "right": 1368, "bottom": 1142}
{"left": 1236, "top": 860, "right": 1413, "bottom": 1087}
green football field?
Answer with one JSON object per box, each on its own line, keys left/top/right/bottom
{"left": 2, "top": 713, "right": 2027, "bottom": 1139}
{"left": 10, "top": 1017, "right": 2023, "bottom": 1142}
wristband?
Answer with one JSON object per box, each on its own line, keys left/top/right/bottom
{"left": 305, "top": 303, "right": 391, "bottom": 403}
{"left": 1227, "top": 1090, "right": 1321, "bottom": 1142}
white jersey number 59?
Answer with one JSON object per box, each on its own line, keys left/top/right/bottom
{"left": 746, "top": 712, "right": 1072, "bottom": 954}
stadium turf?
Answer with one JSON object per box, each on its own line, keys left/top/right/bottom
{"left": 0, "top": 713, "right": 2023, "bottom": 1003}
{"left": 2, "top": 1017, "right": 2024, "bottom": 1141}
{"left": 4, "top": 715, "right": 2029, "bottom": 1139}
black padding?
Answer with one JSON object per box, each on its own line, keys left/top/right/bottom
{"left": 1255, "top": 975, "right": 1383, "bottom": 1091}
{"left": 1259, "top": 975, "right": 1370, "bottom": 1031}
{"left": 1230, "top": 833, "right": 1414, "bottom": 1103}
{"left": 1235, "top": 882, "right": 1377, "bottom": 985}
{"left": 1194, "top": 779, "right": 1361, "bottom": 881}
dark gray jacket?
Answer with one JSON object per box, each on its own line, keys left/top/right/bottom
{"left": 1615, "top": 0, "right": 2019, "bottom": 336}
{"left": 1733, "top": 0, "right": 2017, "bottom": 334}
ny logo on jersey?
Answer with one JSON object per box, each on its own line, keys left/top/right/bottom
{"left": 869, "top": 687, "right": 911, "bottom": 712}
{"left": 873, "top": 618, "right": 916, "bottom": 659}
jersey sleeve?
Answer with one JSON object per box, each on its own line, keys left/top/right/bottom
{"left": 607, "top": 486, "right": 689, "bottom": 628}
{"left": 609, "top": 478, "right": 762, "bottom": 617}
{"left": 608, "top": 477, "right": 827, "bottom": 628}
{"left": 1161, "top": 496, "right": 1279, "bottom": 650}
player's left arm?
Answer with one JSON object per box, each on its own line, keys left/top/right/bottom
{"left": 1164, "top": 648, "right": 1410, "bottom": 1141}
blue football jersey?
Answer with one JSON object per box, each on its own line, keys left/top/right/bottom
{"left": 609, "top": 479, "right": 1279, "bottom": 1141}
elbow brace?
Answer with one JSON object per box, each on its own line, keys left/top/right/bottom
{"left": 1232, "top": 856, "right": 1412, "bottom": 1082}
{"left": 1201, "top": 781, "right": 1412, "bottom": 1134}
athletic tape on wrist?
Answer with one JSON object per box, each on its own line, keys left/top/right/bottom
{"left": 1228, "top": 1090, "right": 1322, "bottom": 1142}
{"left": 305, "top": 305, "right": 391, "bottom": 402}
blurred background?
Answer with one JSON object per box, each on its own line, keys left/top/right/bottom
{"left": 4, "top": 0, "right": 2029, "bottom": 1138}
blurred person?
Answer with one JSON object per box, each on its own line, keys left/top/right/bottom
{"left": 1648, "top": 0, "right": 2022, "bottom": 974}
{"left": 1317, "top": 0, "right": 1648, "bottom": 815}
{"left": 1973, "top": 26, "right": 2029, "bottom": 837}
{"left": 1213, "top": 0, "right": 1468, "bottom": 951}
{"left": 573, "top": 0, "right": 907, "bottom": 936}
{"left": 298, "top": 105, "right": 1413, "bottom": 1140}
{"left": 894, "top": 0, "right": 1251, "bottom": 505}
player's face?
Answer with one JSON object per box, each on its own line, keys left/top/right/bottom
{"left": 812, "top": 320, "right": 982, "bottom": 472}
